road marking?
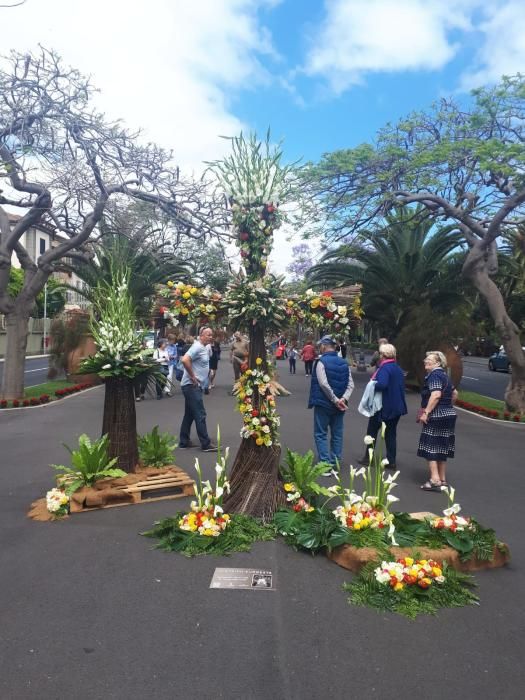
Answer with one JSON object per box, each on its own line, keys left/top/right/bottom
{"left": 24, "top": 368, "right": 47, "bottom": 373}
{"left": 462, "top": 376, "right": 479, "bottom": 380}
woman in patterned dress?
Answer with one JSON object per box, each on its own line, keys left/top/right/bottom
{"left": 418, "top": 351, "right": 458, "bottom": 491}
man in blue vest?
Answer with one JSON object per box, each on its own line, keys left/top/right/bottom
{"left": 308, "top": 336, "right": 354, "bottom": 470}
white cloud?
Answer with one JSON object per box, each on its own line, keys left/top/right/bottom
{"left": 4, "top": 0, "right": 276, "bottom": 170}
{"left": 459, "top": 1, "right": 525, "bottom": 89}
{"left": 304, "top": 0, "right": 474, "bottom": 92}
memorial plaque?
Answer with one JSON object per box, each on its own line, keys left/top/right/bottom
{"left": 210, "top": 568, "right": 274, "bottom": 590}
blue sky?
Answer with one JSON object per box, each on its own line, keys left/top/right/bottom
{"left": 5, "top": 0, "right": 525, "bottom": 271}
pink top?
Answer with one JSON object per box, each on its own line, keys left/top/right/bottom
{"left": 301, "top": 344, "right": 316, "bottom": 361}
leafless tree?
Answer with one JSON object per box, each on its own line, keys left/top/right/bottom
{"left": 0, "top": 47, "right": 227, "bottom": 399}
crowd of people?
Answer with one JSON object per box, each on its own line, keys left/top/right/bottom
{"left": 136, "top": 328, "right": 458, "bottom": 490}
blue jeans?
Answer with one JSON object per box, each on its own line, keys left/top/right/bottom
{"left": 313, "top": 406, "right": 345, "bottom": 466}
{"left": 180, "top": 385, "right": 211, "bottom": 448}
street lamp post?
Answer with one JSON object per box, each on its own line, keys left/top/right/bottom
{"left": 43, "top": 282, "right": 48, "bottom": 352}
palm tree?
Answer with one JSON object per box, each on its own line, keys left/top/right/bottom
{"left": 64, "top": 231, "right": 190, "bottom": 322}
{"left": 307, "top": 207, "right": 466, "bottom": 339}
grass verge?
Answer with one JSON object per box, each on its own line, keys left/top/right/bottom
{"left": 24, "top": 380, "right": 72, "bottom": 399}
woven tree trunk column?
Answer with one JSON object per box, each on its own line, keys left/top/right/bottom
{"left": 224, "top": 322, "right": 285, "bottom": 522}
{"left": 101, "top": 377, "right": 139, "bottom": 473}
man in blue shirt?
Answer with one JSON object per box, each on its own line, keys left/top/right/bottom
{"left": 308, "top": 336, "right": 354, "bottom": 470}
{"left": 179, "top": 326, "right": 216, "bottom": 451}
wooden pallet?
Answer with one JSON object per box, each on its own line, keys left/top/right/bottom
{"left": 70, "top": 468, "right": 195, "bottom": 512}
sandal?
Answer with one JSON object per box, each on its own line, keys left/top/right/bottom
{"left": 421, "top": 480, "right": 443, "bottom": 492}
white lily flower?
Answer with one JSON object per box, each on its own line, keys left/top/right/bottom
{"left": 214, "top": 505, "right": 224, "bottom": 516}
{"left": 363, "top": 435, "right": 375, "bottom": 445}
{"left": 215, "top": 463, "right": 224, "bottom": 475}
{"left": 215, "top": 486, "right": 224, "bottom": 498}
{"left": 386, "top": 494, "right": 400, "bottom": 504}
{"left": 381, "top": 458, "right": 389, "bottom": 467}
{"left": 349, "top": 492, "right": 362, "bottom": 506}
{"left": 381, "top": 422, "right": 387, "bottom": 439}
{"left": 443, "top": 503, "right": 461, "bottom": 516}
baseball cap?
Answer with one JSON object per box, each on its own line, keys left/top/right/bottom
{"left": 318, "top": 335, "right": 336, "bottom": 346}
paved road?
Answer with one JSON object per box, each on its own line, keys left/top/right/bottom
{"left": 461, "top": 357, "right": 509, "bottom": 400}
{"left": 0, "top": 367, "right": 523, "bottom": 699}
{"left": 0, "top": 355, "right": 63, "bottom": 388}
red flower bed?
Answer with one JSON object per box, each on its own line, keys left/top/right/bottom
{"left": 456, "top": 399, "right": 523, "bottom": 422}
{"left": 1, "top": 383, "right": 94, "bottom": 409}
{"left": 0, "top": 399, "right": 7, "bottom": 409}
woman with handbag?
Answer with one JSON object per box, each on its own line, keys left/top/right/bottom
{"left": 358, "top": 343, "right": 407, "bottom": 468}
{"left": 418, "top": 351, "right": 458, "bottom": 491}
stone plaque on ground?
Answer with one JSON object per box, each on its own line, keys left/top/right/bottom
{"left": 210, "top": 568, "right": 274, "bottom": 590}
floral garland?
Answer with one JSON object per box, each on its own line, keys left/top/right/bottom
{"left": 179, "top": 452, "right": 231, "bottom": 537}
{"left": 232, "top": 201, "right": 283, "bottom": 274}
{"left": 374, "top": 557, "right": 445, "bottom": 591}
{"left": 159, "top": 281, "right": 222, "bottom": 327}
{"left": 284, "top": 289, "right": 363, "bottom": 336}
{"left": 46, "top": 488, "right": 69, "bottom": 518}
{"left": 237, "top": 360, "right": 279, "bottom": 446}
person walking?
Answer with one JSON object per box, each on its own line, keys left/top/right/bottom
{"left": 418, "top": 351, "right": 458, "bottom": 491}
{"left": 208, "top": 339, "right": 221, "bottom": 389}
{"left": 308, "top": 336, "right": 354, "bottom": 470}
{"left": 153, "top": 338, "right": 170, "bottom": 400}
{"left": 179, "top": 326, "right": 216, "bottom": 451}
{"left": 165, "top": 334, "right": 179, "bottom": 396}
{"left": 288, "top": 344, "right": 298, "bottom": 374}
{"left": 358, "top": 343, "right": 407, "bottom": 469}
{"left": 301, "top": 339, "right": 316, "bottom": 376}
{"left": 230, "top": 331, "right": 249, "bottom": 382}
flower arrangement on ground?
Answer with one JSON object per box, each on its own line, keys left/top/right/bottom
{"left": 142, "top": 432, "right": 276, "bottom": 556}
{"left": 237, "top": 361, "right": 280, "bottom": 446}
{"left": 344, "top": 558, "right": 479, "bottom": 619}
{"left": 431, "top": 486, "right": 473, "bottom": 533}
{"left": 45, "top": 488, "right": 69, "bottom": 518}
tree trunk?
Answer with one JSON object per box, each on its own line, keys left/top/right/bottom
{"left": 224, "top": 321, "right": 285, "bottom": 522}
{"left": 101, "top": 377, "right": 139, "bottom": 472}
{"left": 0, "top": 311, "right": 30, "bottom": 400}
{"left": 463, "top": 244, "right": 525, "bottom": 412}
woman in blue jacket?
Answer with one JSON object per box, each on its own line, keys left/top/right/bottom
{"left": 361, "top": 343, "right": 407, "bottom": 469}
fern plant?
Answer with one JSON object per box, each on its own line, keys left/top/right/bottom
{"left": 52, "top": 434, "right": 126, "bottom": 495}
{"left": 280, "top": 449, "right": 333, "bottom": 502}
{"left": 138, "top": 426, "right": 177, "bottom": 468}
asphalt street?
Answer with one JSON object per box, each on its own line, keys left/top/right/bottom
{"left": 0, "top": 362, "right": 523, "bottom": 700}
{"left": 0, "top": 355, "right": 60, "bottom": 388}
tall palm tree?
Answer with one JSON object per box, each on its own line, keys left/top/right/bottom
{"left": 307, "top": 207, "right": 466, "bottom": 339}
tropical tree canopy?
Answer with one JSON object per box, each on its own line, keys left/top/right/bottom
{"left": 307, "top": 207, "right": 465, "bottom": 339}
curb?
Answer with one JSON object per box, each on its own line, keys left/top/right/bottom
{"left": 456, "top": 405, "right": 525, "bottom": 428}
{"left": 0, "top": 354, "right": 50, "bottom": 363}
{"left": 0, "top": 385, "right": 102, "bottom": 412}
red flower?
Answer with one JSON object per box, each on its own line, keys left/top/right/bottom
{"left": 12, "top": 399, "right": 19, "bottom": 408}
{"left": 240, "top": 232, "right": 249, "bottom": 241}
{"left": 240, "top": 250, "right": 248, "bottom": 258}
{"left": 324, "top": 311, "right": 334, "bottom": 319}
{"left": 251, "top": 409, "right": 259, "bottom": 417}
{"left": 266, "top": 204, "right": 275, "bottom": 213}
{"left": 0, "top": 400, "right": 7, "bottom": 408}
{"left": 513, "top": 414, "right": 521, "bottom": 422}
{"left": 23, "top": 399, "right": 30, "bottom": 407}
{"left": 320, "top": 290, "right": 333, "bottom": 297}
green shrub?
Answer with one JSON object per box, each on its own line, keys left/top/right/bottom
{"left": 52, "top": 433, "right": 125, "bottom": 494}
{"left": 138, "top": 425, "right": 177, "bottom": 468}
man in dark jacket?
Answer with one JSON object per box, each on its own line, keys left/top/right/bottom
{"left": 308, "top": 336, "right": 354, "bottom": 470}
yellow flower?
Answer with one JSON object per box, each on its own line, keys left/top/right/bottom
{"left": 255, "top": 357, "right": 263, "bottom": 365}
{"left": 255, "top": 437, "right": 264, "bottom": 446}
{"left": 405, "top": 557, "right": 414, "bottom": 567}
{"left": 419, "top": 559, "right": 428, "bottom": 566}
{"left": 394, "top": 582, "right": 405, "bottom": 591}
{"left": 310, "top": 298, "right": 320, "bottom": 308}
{"left": 223, "top": 514, "right": 231, "bottom": 521}
{"left": 432, "top": 567, "right": 442, "bottom": 577}
{"left": 181, "top": 307, "right": 189, "bottom": 315}
{"left": 167, "top": 281, "right": 174, "bottom": 288}
{"left": 287, "top": 300, "right": 294, "bottom": 307}
{"left": 190, "top": 287, "right": 198, "bottom": 295}
{"left": 284, "top": 483, "right": 295, "bottom": 492}
{"left": 307, "top": 506, "right": 315, "bottom": 513}
{"left": 182, "top": 292, "right": 191, "bottom": 299}
{"left": 353, "top": 523, "right": 362, "bottom": 530}
{"left": 203, "top": 528, "right": 215, "bottom": 536}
